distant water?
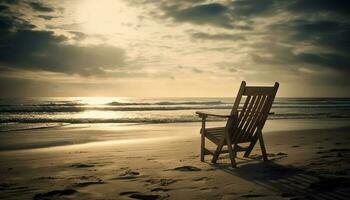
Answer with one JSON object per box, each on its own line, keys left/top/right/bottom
{"left": 0, "top": 97, "right": 350, "bottom": 131}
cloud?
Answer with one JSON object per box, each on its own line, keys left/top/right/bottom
{"left": 28, "top": 2, "right": 54, "bottom": 12}
{"left": 230, "top": 0, "right": 279, "bottom": 18}
{"left": 0, "top": 14, "right": 35, "bottom": 31}
{"left": 1, "top": 0, "right": 20, "bottom": 5}
{"left": 251, "top": 42, "right": 350, "bottom": 73}
{"left": 191, "top": 67, "right": 203, "bottom": 73}
{"left": 265, "top": 18, "right": 350, "bottom": 72}
{"left": 0, "top": 30, "right": 126, "bottom": 76}
{"left": 69, "top": 31, "right": 88, "bottom": 41}
{"left": 296, "top": 52, "right": 350, "bottom": 72}
{"left": 130, "top": 0, "right": 350, "bottom": 79}
{"left": 282, "top": 19, "right": 350, "bottom": 53}
{"left": 37, "top": 15, "right": 59, "bottom": 20}
{"left": 134, "top": 0, "right": 276, "bottom": 29}
{"left": 0, "top": 8, "right": 126, "bottom": 76}
{"left": 0, "top": 4, "right": 9, "bottom": 11}
{"left": 288, "top": 0, "right": 350, "bottom": 16}
{"left": 164, "top": 3, "right": 234, "bottom": 28}
{"left": 191, "top": 32, "right": 246, "bottom": 41}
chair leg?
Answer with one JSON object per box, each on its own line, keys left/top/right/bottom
{"left": 211, "top": 135, "right": 225, "bottom": 163}
{"left": 227, "top": 144, "right": 237, "bottom": 168}
{"left": 259, "top": 133, "right": 268, "bottom": 161}
{"left": 200, "top": 131, "right": 205, "bottom": 162}
{"left": 243, "top": 137, "right": 258, "bottom": 158}
{"left": 226, "top": 138, "right": 237, "bottom": 168}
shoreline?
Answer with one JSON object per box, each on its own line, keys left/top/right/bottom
{"left": 1, "top": 118, "right": 350, "bottom": 152}
{"left": 1, "top": 117, "right": 350, "bottom": 132}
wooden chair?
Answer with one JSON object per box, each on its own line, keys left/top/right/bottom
{"left": 196, "top": 81, "right": 279, "bottom": 168}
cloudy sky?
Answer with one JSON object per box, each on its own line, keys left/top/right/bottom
{"left": 0, "top": 0, "right": 349, "bottom": 97}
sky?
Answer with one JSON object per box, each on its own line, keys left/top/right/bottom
{"left": 0, "top": 0, "right": 349, "bottom": 97}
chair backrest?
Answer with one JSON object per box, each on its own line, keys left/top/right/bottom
{"left": 226, "top": 81, "right": 279, "bottom": 143}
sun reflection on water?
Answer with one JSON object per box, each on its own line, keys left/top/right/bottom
{"left": 74, "top": 97, "right": 131, "bottom": 105}
{"left": 76, "top": 110, "right": 128, "bottom": 119}
{"left": 70, "top": 97, "right": 135, "bottom": 120}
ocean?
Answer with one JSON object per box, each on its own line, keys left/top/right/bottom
{"left": 1, "top": 97, "right": 350, "bottom": 131}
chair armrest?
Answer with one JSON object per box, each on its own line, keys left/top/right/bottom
{"left": 236, "top": 109, "right": 275, "bottom": 115}
{"left": 196, "top": 111, "right": 237, "bottom": 118}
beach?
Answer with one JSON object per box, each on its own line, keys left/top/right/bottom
{"left": 1, "top": 0, "right": 350, "bottom": 199}
{"left": 1, "top": 119, "right": 350, "bottom": 200}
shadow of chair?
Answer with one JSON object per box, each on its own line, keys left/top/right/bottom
{"left": 208, "top": 158, "right": 350, "bottom": 200}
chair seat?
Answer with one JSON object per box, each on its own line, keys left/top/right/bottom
{"left": 204, "top": 127, "right": 251, "bottom": 144}
{"left": 204, "top": 127, "right": 225, "bottom": 144}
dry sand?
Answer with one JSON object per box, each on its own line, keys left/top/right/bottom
{"left": 0, "top": 119, "right": 350, "bottom": 200}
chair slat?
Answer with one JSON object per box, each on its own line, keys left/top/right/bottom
{"left": 235, "top": 95, "right": 257, "bottom": 142}
{"left": 258, "top": 95, "right": 275, "bottom": 130}
{"left": 244, "top": 95, "right": 268, "bottom": 141}
{"left": 238, "top": 96, "right": 255, "bottom": 129}
{"left": 239, "top": 95, "right": 263, "bottom": 142}
{"left": 244, "top": 87, "right": 275, "bottom": 95}
{"left": 231, "top": 95, "right": 251, "bottom": 141}
{"left": 238, "top": 96, "right": 251, "bottom": 123}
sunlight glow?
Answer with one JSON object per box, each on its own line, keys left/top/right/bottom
{"left": 77, "top": 97, "right": 127, "bottom": 105}
{"left": 75, "top": 0, "right": 138, "bottom": 34}
{"left": 76, "top": 110, "right": 126, "bottom": 119}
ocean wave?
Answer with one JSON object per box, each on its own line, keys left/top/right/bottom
{"left": 107, "top": 100, "right": 225, "bottom": 106}
{"left": 0, "top": 106, "right": 84, "bottom": 112}
{"left": 276, "top": 98, "right": 350, "bottom": 103}
{"left": 38, "top": 102, "right": 85, "bottom": 106}
{"left": 272, "top": 105, "right": 350, "bottom": 108}
{"left": 0, "top": 101, "right": 84, "bottom": 107}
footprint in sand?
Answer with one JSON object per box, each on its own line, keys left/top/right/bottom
{"left": 119, "top": 191, "right": 139, "bottom": 196}
{"left": 150, "top": 188, "right": 171, "bottom": 192}
{"left": 199, "top": 186, "right": 218, "bottom": 191}
{"left": 35, "top": 176, "right": 60, "bottom": 180}
{"left": 33, "top": 189, "right": 77, "bottom": 200}
{"left": 70, "top": 163, "right": 95, "bottom": 168}
{"left": 192, "top": 177, "right": 211, "bottom": 182}
{"left": 145, "top": 178, "right": 177, "bottom": 186}
{"left": 317, "top": 148, "right": 350, "bottom": 154}
{"left": 240, "top": 194, "right": 267, "bottom": 198}
{"left": 170, "top": 165, "right": 201, "bottom": 172}
{"left": 250, "top": 152, "right": 287, "bottom": 160}
{"left": 129, "top": 193, "right": 161, "bottom": 200}
{"left": 0, "top": 182, "right": 33, "bottom": 193}
{"left": 119, "top": 191, "right": 166, "bottom": 200}
{"left": 73, "top": 176, "right": 105, "bottom": 187}
{"left": 320, "top": 155, "right": 332, "bottom": 159}
{"left": 114, "top": 169, "right": 141, "bottom": 180}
